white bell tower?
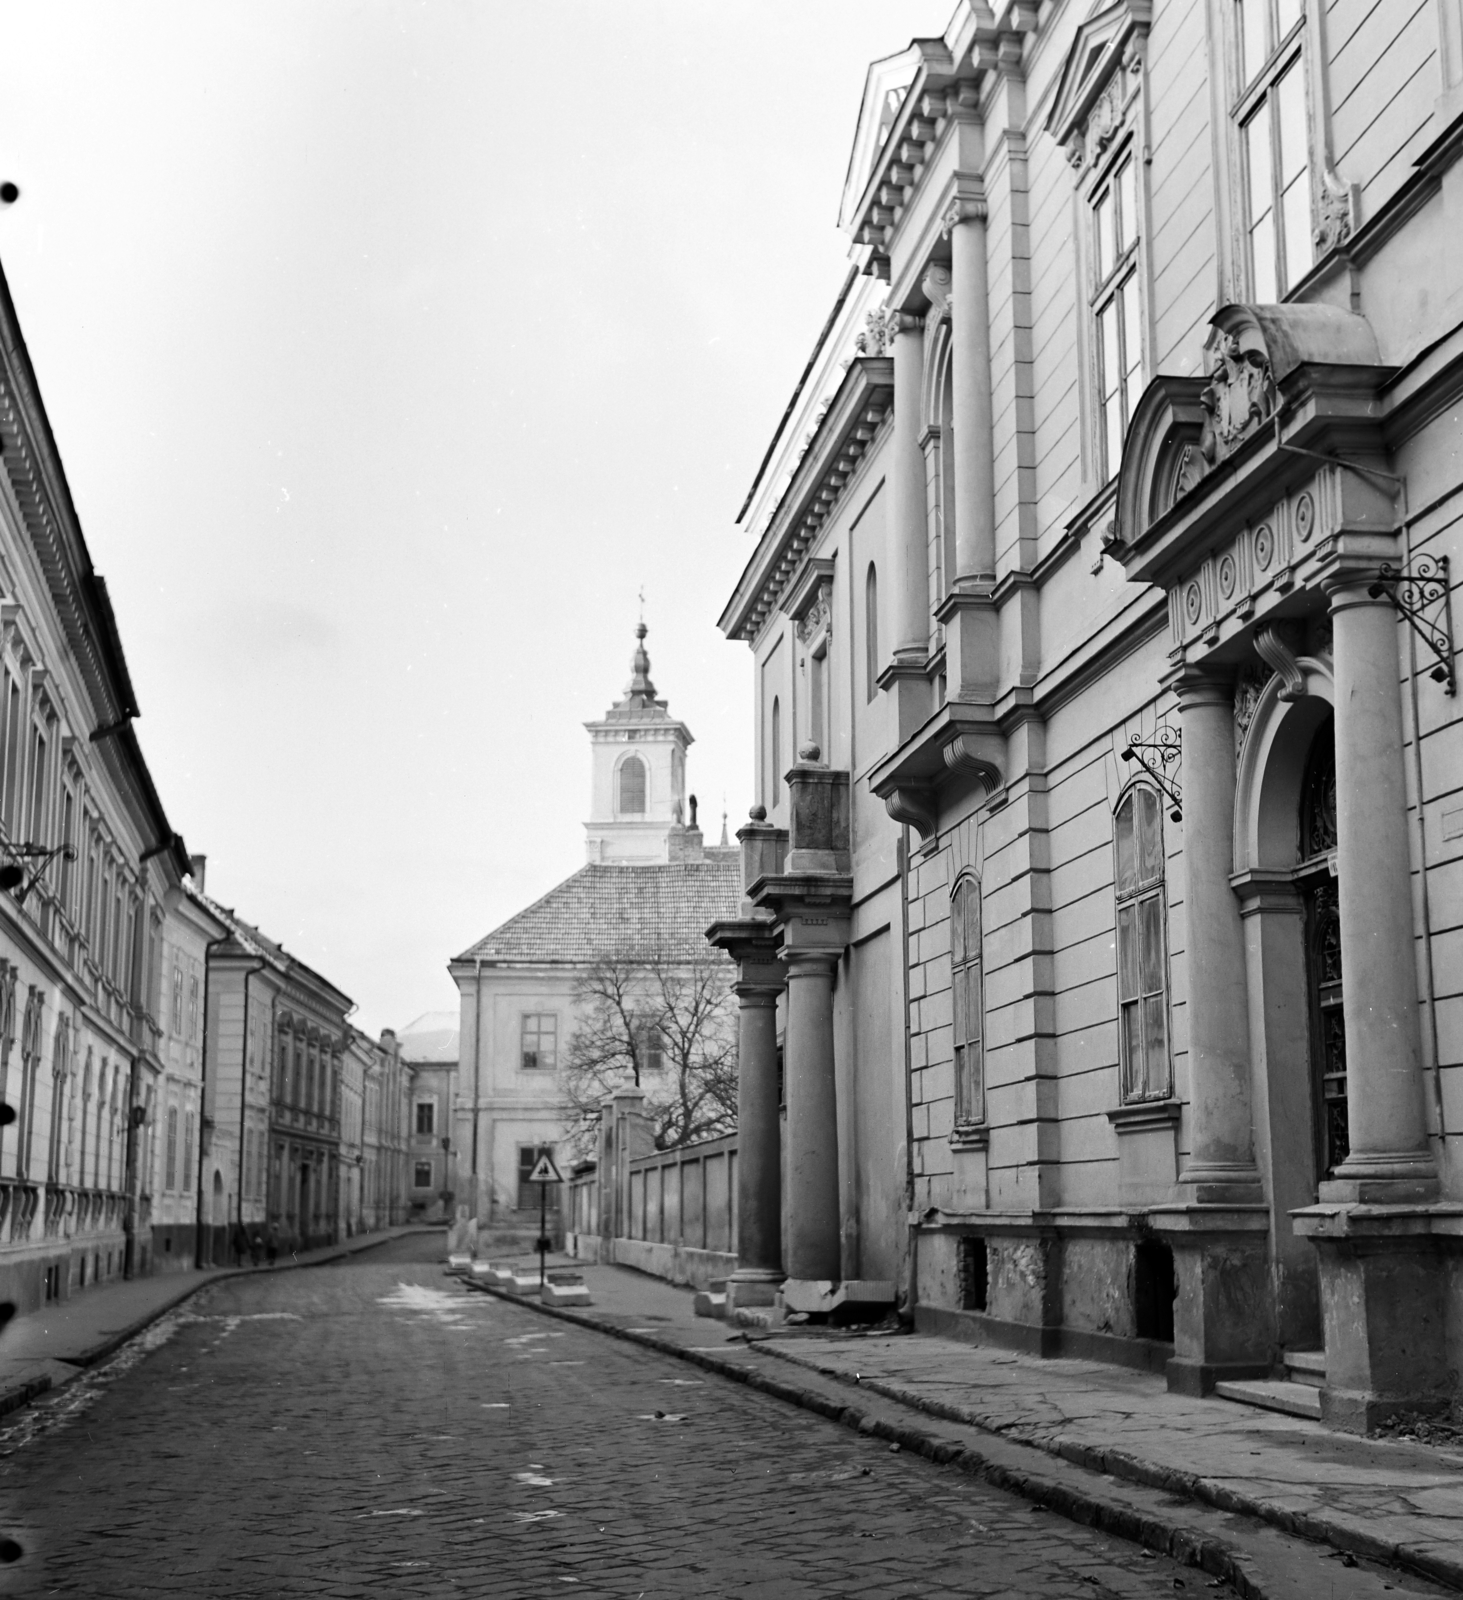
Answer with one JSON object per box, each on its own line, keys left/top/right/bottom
{"left": 583, "top": 624, "right": 693, "bottom": 864}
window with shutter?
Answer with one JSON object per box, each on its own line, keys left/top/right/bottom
{"left": 1113, "top": 785, "right": 1171, "bottom": 1102}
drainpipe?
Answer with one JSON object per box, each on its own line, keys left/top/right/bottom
{"left": 898, "top": 830, "right": 918, "bottom": 1327}
{"left": 472, "top": 958, "right": 483, "bottom": 1222}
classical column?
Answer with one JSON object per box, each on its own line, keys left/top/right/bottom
{"left": 890, "top": 312, "right": 928, "bottom": 660}
{"left": 1175, "top": 674, "right": 1262, "bottom": 1200}
{"left": 728, "top": 974, "right": 784, "bottom": 1308}
{"left": 1324, "top": 577, "right": 1437, "bottom": 1199}
{"left": 782, "top": 949, "right": 841, "bottom": 1284}
{"left": 946, "top": 195, "right": 994, "bottom": 587}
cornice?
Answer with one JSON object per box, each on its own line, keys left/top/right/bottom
{"left": 720, "top": 356, "right": 893, "bottom": 645}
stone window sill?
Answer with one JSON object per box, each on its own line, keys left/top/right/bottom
{"left": 949, "top": 1123, "right": 989, "bottom": 1151}
{"left": 1105, "top": 1099, "right": 1182, "bottom": 1134}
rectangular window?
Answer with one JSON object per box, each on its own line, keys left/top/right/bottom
{"left": 521, "top": 1013, "right": 557, "bottom": 1071}
{"left": 182, "top": 1111, "right": 195, "bottom": 1191}
{"left": 27, "top": 726, "right": 45, "bottom": 843}
{"left": 1090, "top": 150, "right": 1142, "bottom": 480}
{"left": 165, "top": 1106, "right": 178, "bottom": 1191}
{"left": 171, "top": 963, "right": 183, "bottom": 1034}
{"left": 59, "top": 789, "right": 74, "bottom": 912}
{"left": 1115, "top": 786, "right": 1172, "bottom": 1101}
{"left": 1, "top": 676, "right": 20, "bottom": 833}
{"left": 415, "top": 1099, "right": 435, "bottom": 1136}
{"left": 413, "top": 1160, "right": 433, "bottom": 1189}
{"left": 188, "top": 974, "right": 199, "bottom": 1039}
{"left": 951, "top": 877, "right": 984, "bottom": 1127}
{"left": 1234, "top": 0, "right": 1310, "bottom": 299}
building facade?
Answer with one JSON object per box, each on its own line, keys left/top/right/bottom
{"left": 149, "top": 865, "right": 228, "bottom": 1271}
{"left": 363, "top": 1026, "right": 410, "bottom": 1231}
{"left": 0, "top": 263, "right": 195, "bottom": 1315}
{"left": 449, "top": 630, "right": 742, "bottom": 1230}
{"left": 397, "top": 1012, "right": 458, "bottom": 1223}
{"left": 717, "top": 0, "right": 1463, "bottom": 1429}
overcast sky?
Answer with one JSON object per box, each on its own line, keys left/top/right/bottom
{"left": 0, "top": 0, "right": 943, "bottom": 1035}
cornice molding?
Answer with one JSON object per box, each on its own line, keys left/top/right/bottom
{"left": 720, "top": 357, "right": 893, "bottom": 645}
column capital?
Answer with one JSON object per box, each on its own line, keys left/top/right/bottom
{"left": 1167, "top": 665, "right": 1234, "bottom": 710}
{"left": 781, "top": 947, "right": 841, "bottom": 979}
{"left": 940, "top": 193, "right": 988, "bottom": 237}
{"left": 732, "top": 980, "right": 782, "bottom": 1007}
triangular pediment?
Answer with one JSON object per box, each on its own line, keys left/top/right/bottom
{"left": 1045, "top": 0, "right": 1151, "bottom": 148}
{"left": 839, "top": 42, "right": 950, "bottom": 233}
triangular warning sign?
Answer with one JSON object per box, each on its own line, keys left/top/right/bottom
{"left": 527, "top": 1152, "right": 564, "bottom": 1185}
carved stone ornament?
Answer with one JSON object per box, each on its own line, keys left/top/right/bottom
{"left": 796, "top": 583, "right": 832, "bottom": 644}
{"left": 1254, "top": 621, "right": 1307, "bottom": 702}
{"left": 856, "top": 304, "right": 899, "bottom": 358}
{"left": 922, "top": 262, "right": 952, "bottom": 325}
{"left": 1314, "top": 169, "right": 1355, "bottom": 255}
{"left": 1199, "top": 333, "right": 1277, "bottom": 470}
{"left": 1233, "top": 664, "right": 1274, "bottom": 756}
{"left": 939, "top": 194, "right": 987, "bottom": 238}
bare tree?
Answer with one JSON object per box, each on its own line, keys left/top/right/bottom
{"left": 561, "top": 947, "right": 737, "bottom": 1157}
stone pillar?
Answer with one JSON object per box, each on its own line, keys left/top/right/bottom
{"left": 1175, "top": 674, "right": 1263, "bottom": 1200}
{"left": 948, "top": 198, "right": 994, "bottom": 587}
{"left": 1153, "top": 673, "right": 1271, "bottom": 1396}
{"left": 782, "top": 949, "right": 841, "bottom": 1284}
{"left": 1292, "top": 575, "right": 1446, "bottom": 1433}
{"left": 1325, "top": 578, "right": 1437, "bottom": 1200}
{"left": 729, "top": 973, "right": 783, "bottom": 1307}
{"left": 885, "top": 313, "right": 933, "bottom": 741}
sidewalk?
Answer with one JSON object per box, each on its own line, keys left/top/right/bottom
{"left": 463, "top": 1253, "right": 1463, "bottom": 1597}
{"left": 0, "top": 1224, "right": 424, "bottom": 1417}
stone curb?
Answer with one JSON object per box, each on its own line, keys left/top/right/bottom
{"left": 456, "top": 1275, "right": 1277, "bottom": 1600}
{"left": 754, "top": 1352, "right": 1463, "bottom": 1596}
{"left": 0, "top": 1226, "right": 420, "bottom": 1414}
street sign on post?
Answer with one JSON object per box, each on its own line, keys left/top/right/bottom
{"left": 527, "top": 1150, "right": 564, "bottom": 1287}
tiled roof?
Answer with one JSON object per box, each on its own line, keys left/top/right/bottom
{"left": 454, "top": 852, "right": 743, "bottom": 965}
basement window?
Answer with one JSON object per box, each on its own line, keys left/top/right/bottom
{"left": 957, "top": 1236, "right": 988, "bottom": 1312}
{"left": 1133, "top": 1238, "right": 1175, "bottom": 1343}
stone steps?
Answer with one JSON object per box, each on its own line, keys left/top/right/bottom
{"left": 1213, "top": 1378, "right": 1322, "bottom": 1420}
{"left": 1283, "top": 1348, "right": 1326, "bottom": 1388}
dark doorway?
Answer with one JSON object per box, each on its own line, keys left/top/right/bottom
{"left": 1298, "top": 715, "right": 1348, "bottom": 1179}
{"left": 1133, "top": 1238, "right": 1175, "bottom": 1343}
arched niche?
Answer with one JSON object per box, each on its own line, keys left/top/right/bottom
{"left": 1233, "top": 657, "right": 1334, "bottom": 875}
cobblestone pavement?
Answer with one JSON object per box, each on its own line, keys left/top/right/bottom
{"left": 0, "top": 1234, "right": 1237, "bottom": 1598}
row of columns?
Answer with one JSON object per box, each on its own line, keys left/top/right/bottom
{"left": 885, "top": 195, "right": 997, "bottom": 731}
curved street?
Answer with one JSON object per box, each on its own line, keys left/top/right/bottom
{"left": 0, "top": 1234, "right": 1216, "bottom": 1599}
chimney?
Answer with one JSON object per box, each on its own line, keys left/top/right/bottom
{"left": 188, "top": 854, "right": 207, "bottom": 895}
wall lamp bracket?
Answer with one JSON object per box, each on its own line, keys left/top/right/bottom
{"left": 0, "top": 841, "right": 77, "bottom": 905}
{"left": 1368, "top": 555, "right": 1455, "bottom": 696}
{"left": 1119, "top": 726, "right": 1183, "bottom": 822}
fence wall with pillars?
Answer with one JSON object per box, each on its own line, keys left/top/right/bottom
{"left": 564, "top": 1131, "right": 740, "bottom": 1293}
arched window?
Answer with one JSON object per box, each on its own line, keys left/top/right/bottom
{"left": 618, "top": 755, "right": 646, "bottom": 815}
{"left": 770, "top": 697, "right": 782, "bottom": 807}
{"left": 865, "top": 563, "right": 879, "bottom": 702}
{"left": 1113, "top": 785, "right": 1170, "bottom": 1102}
{"left": 951, "top": 875, "right": 984, "bottom": 1127}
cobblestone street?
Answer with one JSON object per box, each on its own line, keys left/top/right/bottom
{"left": 0, "top": 1235, "right": 1227, "bottom": 1599}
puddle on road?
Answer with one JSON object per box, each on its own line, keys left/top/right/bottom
{"left": 376, "top": 1283, "right": 493, "bottom": 1328}
{"left": 514, "top": 1470, "right": 555, "bottom": 1487}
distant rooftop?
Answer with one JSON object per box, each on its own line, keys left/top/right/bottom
{"left": 454, "top": 854, "right": 741, "bottom": 966}
{"left": 397, "top": 1011, "right": 460, "bottom": 1064}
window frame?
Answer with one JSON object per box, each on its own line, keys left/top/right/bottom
{"left": 1229, "top": 0, "right": 1310, "bottom": 301}
{"left": 412, "top": 1160, "right": 433, "bottom": 1190}
{"left": 1112, "top": 782, "right": 1173, "bottom": 1104}
{"left": 617, "top": 753, "right": 647, "bottom": 816}
{"left": 520, "top": 1013, "right": 558, "bottom": 1072}
{"left": 415, "top": 1098, "right": 436, "bottom": 1136}
{"left": 950, "top": 873, "right": 986, "bottom": 1133}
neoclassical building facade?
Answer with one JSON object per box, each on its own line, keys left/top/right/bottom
{"left": 716, "top": 0, "right": 1463, "bottom": 1428}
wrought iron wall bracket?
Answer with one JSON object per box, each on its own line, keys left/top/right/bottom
{"left": 0, "top": 841, "right": 78, "bottom": 905}
{"left": 1368, "top": 555, "right": 1455, "bottom": 696}
{"left": 1119, "top": 726, "right": 1183, "bottom": 821}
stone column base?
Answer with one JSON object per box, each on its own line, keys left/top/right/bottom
{"left": 1292, "top": 1202, "right": 1460, "bottom": 1432}
{"left": 1149, "top": 1205, "right": 1274, "bottom": 1396}
{"left": 779, "top": 1278, "right": 896, "bottom": 1318}
{"left": 726, "top": 1268, "right": 783, "bottom": 1311}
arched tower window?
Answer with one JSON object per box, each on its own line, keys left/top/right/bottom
{"left": 1113, "top": 785, "right": 1170, "bottom": 1102}
{"left": 865, "top": 563, "right": 879, "bottom": 703}
{"left": 951, "top": 874, "right": 985, "bottom": 1127}
{"left": 618, "top": 755, "right": 646, "bottom": 815}
{"left": 770, "top": 697, "right": 782, "bottom": 808}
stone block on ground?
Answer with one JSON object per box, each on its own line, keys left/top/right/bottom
{"left": 542, "top": 1280, "right": 592, "bottom": 1307}
{"left": 445, "top": 1252, "right": 472, "bottom": 1274}
{"left": 693, "top": 1290, "right": 727, "bottom": 1319}
{"left": 780, "top": 1278, "right": 896, "bottom": 1316}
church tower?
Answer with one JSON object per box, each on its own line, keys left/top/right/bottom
{"left": 583, "top": 624, "right": 693, "bottom": 863}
